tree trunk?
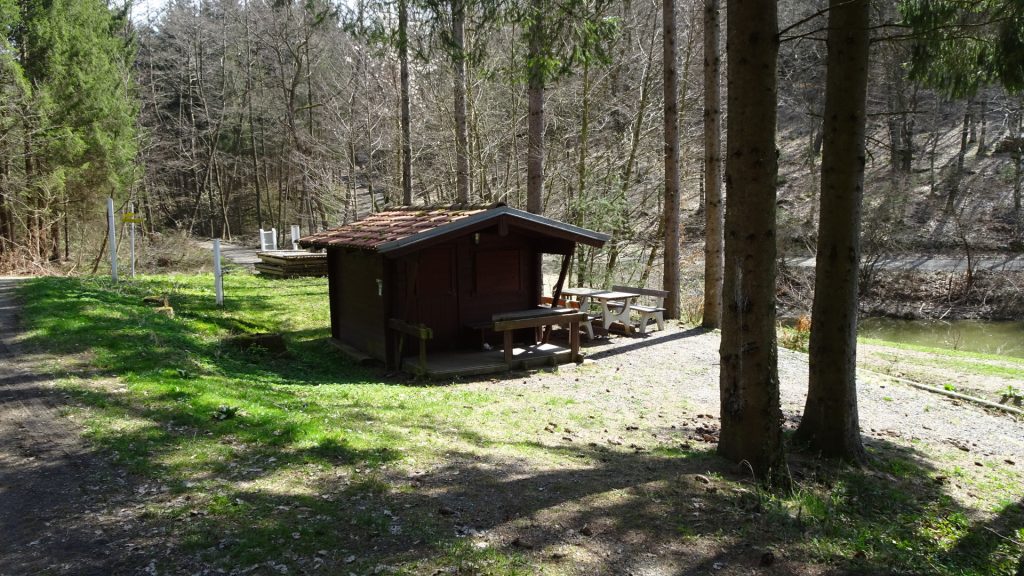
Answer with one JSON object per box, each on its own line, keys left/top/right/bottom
{"left": 718, "top": 0, "right": 787, "bottom": 487}
{"left": 0, "top": 158, "right": 10, "bottom": 254}
{"left": 662, "top": 0, "right": 681, "bottom": 318}
{"left": 452, "top": 0, "right": 470, "bottom": 204}
{"left": 948, "top": 103, "right": 971, "bottom": 212}
{"left": 795, "top": 0, "right": 869, "bottom": 463}
{"left": 399, "top": 0, "right": 413, "bottom": 206}
{"left": 701, "top": 0, "right": 723, "bottom": 329}
{"left": 574, "top": 60, "right": 591, "bottom": 224}
{"left": 976, "top": 96, "right": 987, "bottom": 157}
{"left": 526, "top": 0, "right": 544, "bottom": 214}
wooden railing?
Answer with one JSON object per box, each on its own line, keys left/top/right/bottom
{"left": 388, "top": 318, "right": 433, "bottom": 375}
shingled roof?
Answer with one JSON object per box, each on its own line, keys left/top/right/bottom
{"left": 298, "top": 204, "right": 609, "bottom": 254}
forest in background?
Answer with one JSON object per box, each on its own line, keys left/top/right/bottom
{"left": 0, "top": 0, "right": 1022, "bottom": 291}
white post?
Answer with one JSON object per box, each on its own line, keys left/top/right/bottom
{"left": 259, "top": 228, "right": 278, "bottom": 251}
{"left": 128, "top": 202, "right": 136, "bottom": 278}
{"left": 107, "top": 197, "right": 118, "bottom": 282}
{"left": 213, "top": 239, "right": 224, "bottom": 306}
{"left": 290, "top": 224, "right": 300, "bottom": 250}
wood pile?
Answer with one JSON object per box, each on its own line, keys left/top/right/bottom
{"left": 254, "top": 250, "right": 328, "bottom": 278}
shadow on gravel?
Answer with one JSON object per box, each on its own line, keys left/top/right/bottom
{"left": 584, "top": 327, "right": 710, "bottom": 362}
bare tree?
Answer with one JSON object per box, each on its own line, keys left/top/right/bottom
{"left": 795, "top": 0, "right": 870, "bottom": 463}
{"left": 718, "top": 0, "right": 787, "bottom": 487}
{"left": 701, "top": 0, "right": 722, "bottom": 328}
{"left": 662, "top": 0, "right": 681, "bottom": 318}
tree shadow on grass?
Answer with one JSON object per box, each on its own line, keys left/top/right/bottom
{"left": 8, "top": 277, "right": 1023, "bottom": 575}
{"left": 7, "top": 359, "right": 1022, "bottom": 576}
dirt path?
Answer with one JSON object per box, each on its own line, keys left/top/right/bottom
{"left": 0, "top": 278, "right": 147, "bottom": 576}
{"left": 194, "top": 239, "right": 261, "bottom": 268}
{"left": 787, "top": 253, "right": 1024, "bottom": 272}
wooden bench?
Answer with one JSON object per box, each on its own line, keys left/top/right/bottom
{"left": 542, "top": 296, "right": 600, "bottom": 339}
{"left": 612, "top": 285, "right": 667, "bottom": 334}
{"left": 492, "top": 308, "right": 587, "bottom": 364}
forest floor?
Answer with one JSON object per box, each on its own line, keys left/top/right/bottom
{"left": 1, "top": 274, "right": 1022, "bottom": 576}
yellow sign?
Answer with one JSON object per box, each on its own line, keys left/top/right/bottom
{"left": 121, "top": 212, "right": 143, "bottom": 224}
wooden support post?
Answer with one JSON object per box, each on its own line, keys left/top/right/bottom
{"left": 107, "top": 197, "right": 118, "bottom": 282}
{"left": 504, "top": 330, "right": 514, "bottom": 365}
{"left": 543, "top": 248, "right": 574, "bottom": 343}
{"left": 418, "top": 337, "right": 428, "bottom": 372}
{"left": 569, "top": 319, "right": 580, "bottom": 362}
{"left": 388, "top": 318, "right": 433, "bottom": 375}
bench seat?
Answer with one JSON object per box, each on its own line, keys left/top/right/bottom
{"left": 612, "top": 285, "right": 668, "bottom": 335}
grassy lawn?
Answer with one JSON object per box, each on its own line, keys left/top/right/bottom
{"left": 16, "top": 274, "right": 1024, "bottom": 575}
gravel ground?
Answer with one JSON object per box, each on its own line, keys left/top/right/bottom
{"left": 487, "top": 323, "right": 1024, "bottom": 465}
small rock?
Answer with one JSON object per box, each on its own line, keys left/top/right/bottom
{"left": 344, "top": 555, "right": 356, "bottom": 564}
{"left": 580, "top": 525, "right": 594, "bottom": 537}
{"left": 694, "top": 474, "right": 711, "bottom": 484}
{"left": 1005, "top": 459, "right": 1015, "bottom": 466}
{"left": 438, "top": 506, "right": 456, "bottom": 516}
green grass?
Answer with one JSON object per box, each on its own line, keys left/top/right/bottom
{"left": 16, "top": 274, "right": 1024, "bottom": 575}
{"left": 859, "top": 337, "right": 1024, "bottom": 368}
{"left": 17, "top": 275, "right": 563, "bottom": 572}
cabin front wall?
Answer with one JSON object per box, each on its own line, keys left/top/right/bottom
{"left": 327, "top": 247, "right": 387, "bottom": 360}
{"left": 389, "top": 228, "right": 539, "bottom": 354}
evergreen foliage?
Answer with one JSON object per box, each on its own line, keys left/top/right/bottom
{"left": 0, "top": 0, "right": 136, "bottom": 261}
{"left": 902, "top": 0, "right": 1024, "bottom": 96}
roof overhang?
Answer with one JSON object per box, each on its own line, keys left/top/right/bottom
{"left": 374, "top": 206, "right": 609, "bottom": 257}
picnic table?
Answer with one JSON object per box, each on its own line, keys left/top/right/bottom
{"left": 562, "top": 287, "right": 643, "bottom": 336}
{"left": 491, "top": 307, "right": 587, "bottom": 363}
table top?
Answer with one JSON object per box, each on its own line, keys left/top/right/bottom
{"left": 491, "top": 307, "right": 577, "bottom": 322}
{"left": 590, "top": 290, "right": 640, "bottom": 301}
{"left": 562, "top": 287, "right": 608, "bottom": 297}
{"left": 562, "top": 287, "right": 640, "bottom": 301}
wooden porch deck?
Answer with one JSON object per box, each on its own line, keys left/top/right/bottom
{"left": 412, "top": 343, "right": 574, "bottom": 379}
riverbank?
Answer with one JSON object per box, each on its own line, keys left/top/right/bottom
{"left": 780, "top": 267, "right": 1024, "bottom": 321}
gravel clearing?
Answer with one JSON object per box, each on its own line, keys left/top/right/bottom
{"left": 479, "top": 323, "right": 1024, "bottom": 464}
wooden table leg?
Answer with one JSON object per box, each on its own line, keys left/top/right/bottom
{"left": 569, "top": 320, "right": 580, "bottom": 362}
{"left": 504, "top": 330, "right": 513, "bottom": 365}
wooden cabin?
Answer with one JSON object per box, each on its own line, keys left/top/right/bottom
{"left": 298, "top": 204, "right": 609, "bottom": 376}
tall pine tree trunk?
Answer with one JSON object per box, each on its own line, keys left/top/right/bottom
{"left": 452, "top": 0, "right": 470, "bottom": 204}
{"left": 795, "top": 0, "right": 869, "bottom": 463}
{"left": 718, "top": 0, "right": 787, "bottom": 487}
{"left": 701, "top": 0, "right": 723, "bottom": 329}
{"left": 399, "top": 0, "right": 413, "bottom": 205}
{"left": 526, "top": 0, "right": 544, "bottom": 214}
{"left": 662, "top": 0, "right": 681, "bottom": 317}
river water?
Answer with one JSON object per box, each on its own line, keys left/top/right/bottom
{"left": 858, "top": 318, "right": 1024, "bottom": 359}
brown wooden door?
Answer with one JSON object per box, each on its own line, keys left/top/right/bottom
{"left": 415, "top": 245, "right": 459, "bottom": 349}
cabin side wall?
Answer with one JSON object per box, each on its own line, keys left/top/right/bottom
{"left": 328, "top": 247, "right": 387, "bottom": 360}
